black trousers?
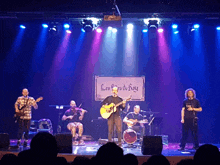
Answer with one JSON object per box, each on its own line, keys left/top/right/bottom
{"left": 108, "top": 115, "right": 122, "bottom": 144}
{"left": 17, "top": 119, "right": 31, "bottom": 140}
{"left": 180, "top": 118, "right": 198, "bottom": 148}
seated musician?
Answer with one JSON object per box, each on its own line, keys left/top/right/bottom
{"left": 62, "top": 100, "right": 86, "bottom": 145}
{"left": 123, "top": 105, "right": 147, "bottom": 141}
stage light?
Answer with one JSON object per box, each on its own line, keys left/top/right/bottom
{"left": 42, "top": 24, "right": 48, "bottom": 28}
{"left": 108, "top": 26, "right": 113, "bottom": 30}
{"left": 193, "top": 24, "right": 200, "bottom": 29}
{"left": 174, "top": 31, "right": 179, "bottom": 34}
{"left": 49, "top": 25, "right": 58, "bottom": 32}
{"left": 112, "top": 28, "right": 117, "bottom": 33}
{"left": 20, "top": 25, "right": 26, "bottom": 29}
{"left": 158, "top": 28, "right": 163, "bottom": 33}
{"left": 144, "top": 18, "right": 160, "bottom": 29}
{"left": 81, "top": 28, "right": 85, "bottom": 32}
{"left": 142, "top": 29, "right": 148, "bottom": 33}
{"left": 172, "top": 24, "right": 178, "bottom": 29}
{"left": 96, "top": 28, "right": 102, "bottom": 33}
{"left": 216, "top": 27, "right": 220, "bottom": 30}
{"left": 82, "top": 20, "right": 93, "bottom": 32}
{"left": 127, "top": 24, "right": 134, "bottom": 29}
{"left": 64, "top": 24, "right": 70, "bottom": 29}
{"left": 66, "top": 30, "right": 72, "bottom": 33}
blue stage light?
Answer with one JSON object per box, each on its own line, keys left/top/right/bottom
{"left": 81, "top": 28, "right": 85, "bottom": 32}
{"left": 172, "top": 24, "right": 178, "bottom": 29}
{"left": 174, "top": 31, "right": 179, "bottom": 34}
{"left": 142, "top": 29, "right": 148, "bottom": 33}
{"left": 64, "top": 24, "right": 70, "bottom": 29}
{"left": 216, "top": 27, "right": 220, "bottom": 30}
{"left": 127, "top": 24, "right": 134, "bottom": 29}
{"left": 193, "top": 24, "right": 200, "bottom": 29}
{"left": 112, "top": 28, "right": 117, "bottom": 33}
{"left": 42, "top": 24, "right": 48, "bottom": 28}
{"left": 20, "top": 25, "right": 26, "bottom": 29}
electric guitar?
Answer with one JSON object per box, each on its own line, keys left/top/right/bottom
{"left": 14, "top": 97, "right": 43, "bottom": 122}
{"left": 100, "top": 95, "right": 131, "bottom": 119}
{"left": 126, "top": 119, "right": 148, "bottom": 127}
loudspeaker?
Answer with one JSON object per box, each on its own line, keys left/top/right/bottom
{"left": 55, "top": 133, "right": 72, "bottom": 153}
{"left": 141, "top": 136, "right": 163, "bottom": 155}
{"left": 0, "top": 133, "right": 10, "bottom": 149}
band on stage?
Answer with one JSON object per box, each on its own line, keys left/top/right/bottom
{"left": 14, "top": 87, "right": 202, "bottom": 148}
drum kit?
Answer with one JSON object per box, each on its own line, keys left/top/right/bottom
{"left": 123, "top": 109, "right": 160, "bottom": 145}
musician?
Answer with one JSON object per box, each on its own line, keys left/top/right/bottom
{"left": 179, "top": 88, "right": 202, "bottom": 151}
{"left": 101, "top": 87, "right": 126, "bottom": 147}
{"left": 15, "top": 88, "right": 38, "bottom": 147}
{"left": 123, "top": 105, "right": 146, "bottom": 140}
{"left": 62, "top": 100, "right": 86, "bottom": 145}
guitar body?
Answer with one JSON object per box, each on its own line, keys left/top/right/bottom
{"left": 126, "top": 119, "right": 148, "bottom": 127}
{"left": 100, "top": 95, "right": 132, "bottom": 119}
{"left": 100, "top": 103, "right": 116, "bottom": 119}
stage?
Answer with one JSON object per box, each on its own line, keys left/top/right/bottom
{"left": 1, "top": 140, "right": 219, "bottom": 165}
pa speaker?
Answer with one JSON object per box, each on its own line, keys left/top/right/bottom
{"left": 55, "top": 133, "right": 72, "bottom": 153}
{"left": 0, "top": 133, "right": 10, "bottom": 149}
{"left": 141, "top": 136, "right": 163, "bottom": 155}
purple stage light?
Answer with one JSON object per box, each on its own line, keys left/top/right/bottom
{"left": 96, "top": 28, "right": 102, "bottom": 33}
{"left": 158, "top": 28, "right": 164, "bottom": 33}
{"left": 66, "top": 30, "right": 72, "bottom": 33}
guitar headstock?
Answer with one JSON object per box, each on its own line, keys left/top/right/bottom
{"left": 36, "top": 97, "right": 43, "bottom": 102}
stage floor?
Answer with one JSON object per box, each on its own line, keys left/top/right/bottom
{"left": 0, "top": 140, "right": 219, "bottom": 165}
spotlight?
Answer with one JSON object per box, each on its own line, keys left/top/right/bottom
{"left": 193, "top": 24, "right": 200, "bottom": 29}
{"left": 144, "top": 18, "right": 160, "bottom": 29}
{"left": 96, "top": 28, "right": 102, "bottom": 33}
{"left": 42, "top": 24, "right": 48, "bottom": 28}
{"left": 64, "top": 24, "right": 70, "bottom": 29}
{"left": 158, "top": 28, "right": 163, "bottom": 33}
{"left": 81, "top": 28, "right": 85, "bottom": 32}
{"left": 66, "top": 30, "right": 72, "bottom": 33}
{"left": 127, "top": 24, "right": 134, "bottom": 29}
{"left": 172, "top": 24, "right": 178, "bottom": 29}
{"left": 216, "top": 27, "right": 220, "bottom": 30}
{"left": 174, "top": 31, "right": 179, "bottom": 34}
{"left": 108, "top": 26, "right": 113, "bottom": 30}
{"left": 20, "top": 25, "right": 26, "bottom": 29}
{"left": 142, "top": 29, "right": 148, "bottom": 33}
{"left": 112, "top": 28, "right": 117, "bottom": 33}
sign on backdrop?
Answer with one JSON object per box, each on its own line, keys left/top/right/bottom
{"left": 95, "top": 76, "right": 145, "bottom": 101}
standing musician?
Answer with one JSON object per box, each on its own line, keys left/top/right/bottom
{"left": 179, "top": 88, "right": 202, "bottom": 151}
{"left": 15, "top": 88, "right": 39, "bottom": 147}
{"left": 62, "top": 100, "right": 87, "bottom": 145}
{"left": 101, "top": 87, "right": 127, "bottom": 147}
{"left": 123, "top": 105, "right": 146, "bottom": 141}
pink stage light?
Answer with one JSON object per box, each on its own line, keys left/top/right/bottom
{"left": 158, "top": 28, "right": 164, "bottom": 33}
{"left": 96, "top": 28, "right": 102, "bottom": 33}
{"left": 66, "top": 30, "right": 72, "bottom": 33}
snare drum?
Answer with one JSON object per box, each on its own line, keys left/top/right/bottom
{"left": 123, "top": 129, "right": 137, "bottom": 144}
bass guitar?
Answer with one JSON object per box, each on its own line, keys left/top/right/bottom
{"left": 100, "top": 95, "right": 131, "bottom": 119}
{"left": 14, "top": 97, "right": 43, "bottom": 123}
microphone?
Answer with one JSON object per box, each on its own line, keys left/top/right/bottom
{"left": 140, "top": 110, "right": 146, "bottom": 112}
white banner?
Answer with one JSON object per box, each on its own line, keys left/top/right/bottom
{"left": 95, "top": 76, "right": 145, "bottom": 101}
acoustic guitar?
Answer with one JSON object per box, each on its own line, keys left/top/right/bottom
{"left": 126, "top": 119, "right": 148, "bottom": 127}
{"left": 100, "top": 95, "right": 131, "bottom": 119}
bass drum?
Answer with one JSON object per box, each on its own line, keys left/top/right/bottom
{"left": 123, "top": 129, "right": 137, "bottom": 144}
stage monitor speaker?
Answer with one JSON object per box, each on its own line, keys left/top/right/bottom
{"left": 55, "top": 133, "right": 72, "bottom": 153}
{"left": 0, "top": 133, "right": 10, "bottom": 149}
{"left": 141, "top": 136, "right": 163, "bottom": 155}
